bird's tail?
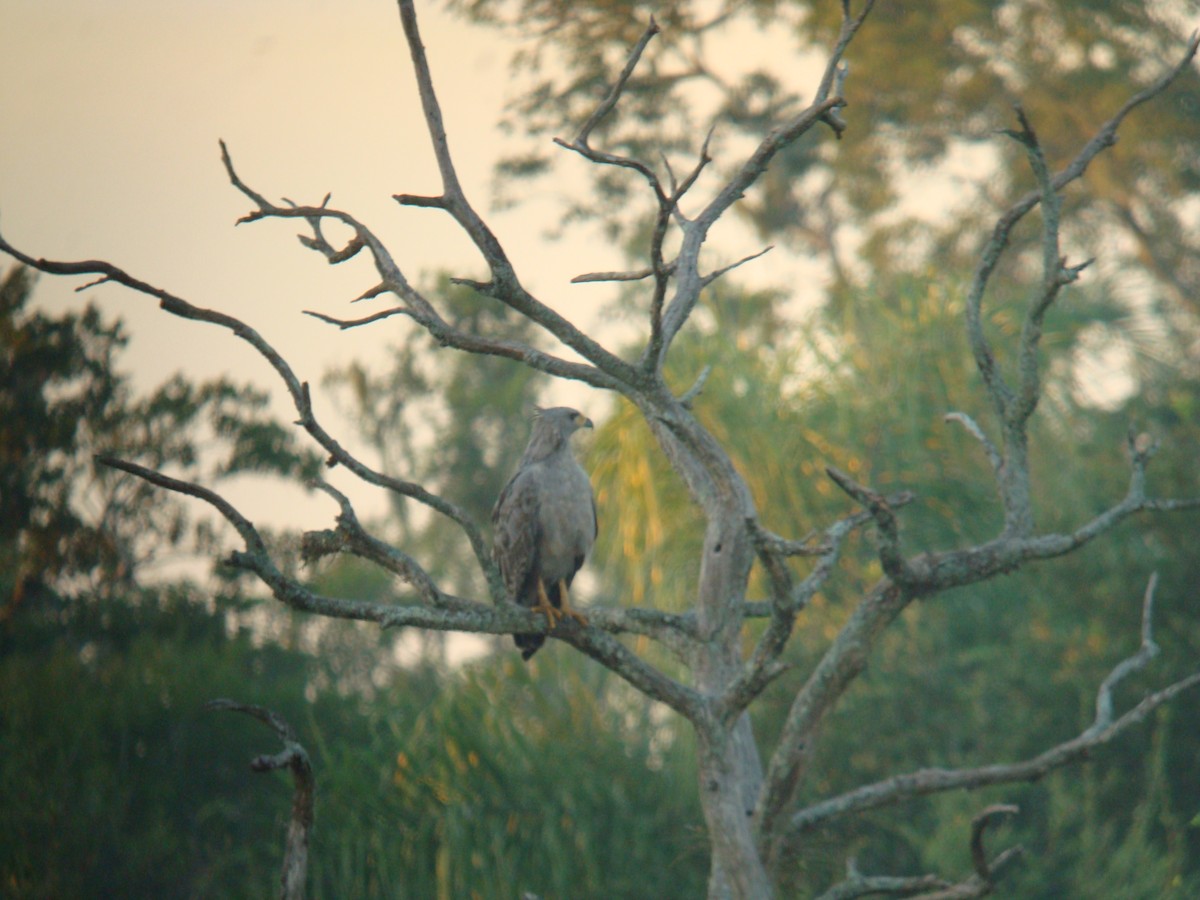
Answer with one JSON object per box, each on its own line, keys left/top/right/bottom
{"left": 513, "top": 632, "right": 544, "bottom": 660}
{"left": 513, "top": 579, "right": 563, "bottom": 661}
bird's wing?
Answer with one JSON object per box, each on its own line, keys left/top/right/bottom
{"left": 589, "top": 491, "right": 598, "bottom": 544}
{"left": 492, "top": 468, "right": 542, "bottom": 604}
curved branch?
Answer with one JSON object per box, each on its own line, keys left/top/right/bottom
{"left": 815, "top": 803, "right": 1021, "bottom": 900}
{"left": 574, "top": 17, "right": 662, "bottom": 149}
{"left": 783, "top": 576, "right": 1199, "bottom": 838}
{"left": 970, "top": 804, "right": 1021, "bottom": 883}
{"left": 553, "top": 19, "right": 668, "bottom": 202}
{"left": 0, "top": 228, "right": 510, "bottom": 600}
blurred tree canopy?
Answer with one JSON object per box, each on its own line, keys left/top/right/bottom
{"left": 0, "top": 265, "right": 323, "bottom": 616}
{"left": 458, "top": 0, "right": 1200, "bottom": 324}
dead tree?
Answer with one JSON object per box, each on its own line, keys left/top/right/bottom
{"left": 3, "top": 3, "right": 1199, "bottom": 897}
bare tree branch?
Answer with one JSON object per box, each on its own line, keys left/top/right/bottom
{"left": 720, "top": 516, "right": 860, "bottom": 723}
{"left": 815, "top": 804, "right": 1021, "bottom": 900}
{"left": 700, "top": 246, "right": 774, "bottom": 290}
{"left": 782, "top": 575, "right": 1199, "bottom": 838}
{"left": 571, "top": 261, "right": 676, "bottom": 284}
{"left": 825, "top": 467, "right": 909, "bottom": 582}
{"left": 721, "top": 494, "right": 916, "bottom": 725}
{"left": 1007, "top": 107, "right": 1094, "bottom": 433}
{"left": 222, "top": 140, "right": 633, "bottom": 396}
{"left": 94, "top": 453, "right": 708, "bottom": 720}
{"left": 0, "top": 226, "right": 511, "bottom": 597}
{"left": 965, "top": 34, "right": 1200, "bottom": 428}
{"left": 303, "top": 305, "right": 410, "bottom": 329}
{"left": 943, "top": 412, "right": 1002, "bottom": 482}
{"left": 575, "top": 17, "right": 661, "bottom": 149}
{"left": 679, "top": 364, "right": 714, "bottom": 409}
{"left": 982, "top": 104, "right": 1093, "bottom": 536}
{"left": 758, "top": 579, "right": 909, "bottom": 849}
{"left": 552, "top": 18, "right": 669, "bottom": 205}
{"left": 303, "top": 480, "right": 444, "bottom": 608}
{"left": 653, "top": 7, "right": 873, "bottom": 371}
{"left": 817, "top": 866, "right": 948, "bottom": 900}
{"left": 755, "top": 43, "right": 1200, "bottom": 848}
{"left": 206, "top": 700, "right": 314, "bottom": 900}
{"left": 814, "top": 1, "right": 877, "bottom": 134}
{"left": 759, "top": 428, "right": 1199, "bottom": 850}
{"left": 969, "top": 805, "right": 1021, "bottom": 883}
{"left": 392, "top": 0, "right": 643, "bottom": 389}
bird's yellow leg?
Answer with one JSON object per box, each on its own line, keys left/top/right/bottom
{"left": 533, "top": 579, "right": 563, "bottom": 628}
{"left": 556, "top": 579, "right": 589, "bottom": 626}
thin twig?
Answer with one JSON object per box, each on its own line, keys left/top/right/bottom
{"left": 700, "top": 246, "right": 774, "bottom": 289}
{"left": 826, "top": 466, "right": 908, "bottom": 582}
{"left": 944, "top": 411, "right": 1003, "bottom": 479}
{"left": 574, "top": 17, "right": 661, "bottom": 147}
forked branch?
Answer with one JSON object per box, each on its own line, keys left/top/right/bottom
{"left": 392, "top": 0, "right": 642, "bottom": 388}
{"left": 965, "top": 33, "right": 1200, "bottom": 428}
{"left": 782, "top": 575, "right": 1200, "bottom": 839}
{"left": 653, "top": 6, "right": 873, "bottom": 369}
{"left": 722, "top": 494, "right": 916, "bottom": 724}
{"left": 206, "top": 700, "right": 314, "bottom": 900}
{"left": 758, "top": 423, "right": 1199, "bottom": 851}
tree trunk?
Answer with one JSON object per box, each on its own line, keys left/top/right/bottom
{"left": 697, "top": 717, "right": 771, "bottom": 899}
{"left": 693, "top": 516, "right": 773, "bottom": 899}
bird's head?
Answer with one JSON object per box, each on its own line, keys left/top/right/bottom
{"left": 533, "top": 405, "right": 593, "bottom": 435}
{"left": 522, "top": 407, "right": 593, "bottom": 462}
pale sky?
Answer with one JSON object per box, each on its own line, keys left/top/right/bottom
{"left": 2, "top": 0, "right": 841, "bottom": 531}
{"left": 2, "top": 0, "right": 641, "bottom": 525}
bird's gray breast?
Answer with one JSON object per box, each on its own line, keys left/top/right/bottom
{"left": 533, "top": 454, "right": 595, "bottom": 582}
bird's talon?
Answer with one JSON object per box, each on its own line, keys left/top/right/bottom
{"left": 533, "top": 579, "right": 563, "bottom": 629}
{"left": 562, "top": 608, "right": 588, "bottom": 626}
{"left": 557, "top": 579, "right": 589, "bottom": 627}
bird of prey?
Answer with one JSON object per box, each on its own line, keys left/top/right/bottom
{"left": 492, "top": 407, "right": 596, "bottom": 660}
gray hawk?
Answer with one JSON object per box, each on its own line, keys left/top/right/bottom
{"left": 492, "top": 406, "right": 596, "bottom": 660}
